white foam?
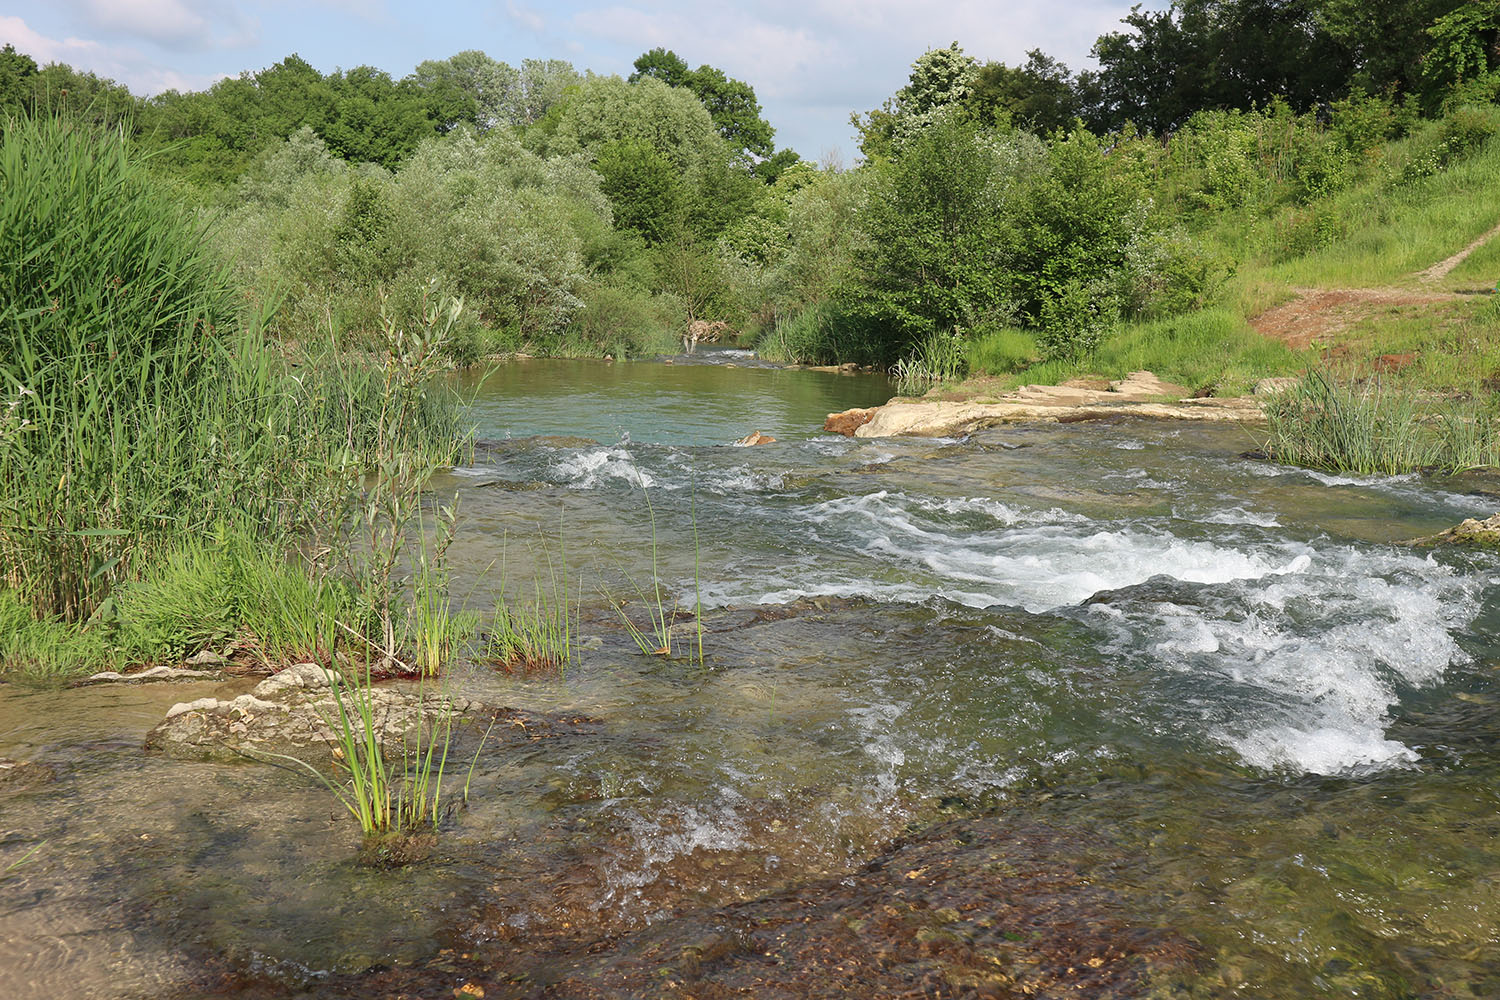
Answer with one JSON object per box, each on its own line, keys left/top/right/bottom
{"left": 551, "top": 447, "right": 654, "bottom": 489}
{"left": 755, "top": 491, "right": 1314, "bottom": 613}
{"left": 1094, "top": 547, "right": 1476, "bottom": 775}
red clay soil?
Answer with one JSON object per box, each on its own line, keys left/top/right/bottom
{"left": 1250, "top": 217, "right": 1500, "bottom": 352}
{"left": 1249, "top": 287, "right": 1461, "bottom": 350}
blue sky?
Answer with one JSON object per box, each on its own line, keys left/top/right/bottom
{"left": 2, "top": 1, "right": 1138, "bottom": 161}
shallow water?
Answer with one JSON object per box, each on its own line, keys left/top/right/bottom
{"left": 4, "top": 358, "right": 1500, "bottom": 998}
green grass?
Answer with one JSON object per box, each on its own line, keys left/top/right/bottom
{"left": 268, "top": 663, "right": 490, "bottom": 844}
{"left": 483, "top": 525, "right": 577, "bottom": 673}
{"left": 1236, "top": 125, "right": 1500, "bottom": 291}
{"left": 966, "top": 327, "right": 1039, "bottom": 376}
{"left": 1261, "top": 370, "right": 1500, "bottom": 475}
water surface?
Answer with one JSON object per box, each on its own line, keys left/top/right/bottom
{"left": 4, "top": 358, "right": 1500, "bottom": 998}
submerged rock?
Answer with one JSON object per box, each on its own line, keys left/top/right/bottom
{"left": 1403, "top": 513, "right": 1500, "bottom": 549}
{"left": 732, "top": 430, "right": 776, "bottom": 446}
{"left": 0, "top": 757, "right": 55, "bottom": 790}
{"left": 144, "top": 662, "right": 482, "bottom": 766}
{"left": 81, "top": 665, "right": 221, "bottom": 685}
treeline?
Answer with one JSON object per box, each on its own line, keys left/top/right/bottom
{"left": 1, "top": 0, "right": 1497, "bottom": 372}
{"left": 859, "top": 0, "right": 1500, "bottom": 141}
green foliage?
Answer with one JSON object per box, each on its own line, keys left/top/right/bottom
{"left": 595, "top": 137, "right": 682, "bottom": 242}
{"left": 891, "top": 330, "right": 969, "bottom": 394}
{"left": 564, "top": 283, "right": 685, "bottom": 357}
{"left": 970, "top": 50, "right": 1080, "bottom": 133}
{"left": 756, "top": 302, "right": 887, "bottom": 366}
{"left": 966, "top": 326, "right": 1040, "bottom": 375}
{"left": 856, "top": 114, "right": 1033, "bottom": 355}
{"left": 110, "top": 529, "right": 360, "bottom": 666}
{"left": 854, "top": 43, "right": 979, "bottom": 158}
{"left": 0, "top": 588, "right": 112, "bottom": 679}
{"left": 631, "top": 48, "right": 775, "bottom": 161}
{"left": 484, "top": 526, "right": 577, "bottom": 672}
{"left": 1262, "top": 370, "right": 1500, "bottom": 475}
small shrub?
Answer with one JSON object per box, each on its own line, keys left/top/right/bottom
{"left": 1261, "top": 370, "right": 1500, "bottom": 475}
{"left": 1036, "top": 279, "right": 1117, "bottom": 362}
{"left": 891, "top": 329, "right": 968, "bottom": 395}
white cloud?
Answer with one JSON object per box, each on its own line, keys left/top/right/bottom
{"left": 0, "top": 16, "right": 221, "bottom": 93}
{"left": 506, "top": 2, "right": 546, "bottom": 34}
{"left": 78, "top": 0, "right": 212, "bottom": 46}
{"left": 561, "top": 0, "right": 1136, "bottom": 159}
{"left": 57, "top": 0, "right": 260, "bottom": 51}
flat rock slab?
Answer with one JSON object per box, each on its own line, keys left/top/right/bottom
{"left": 836, "top": 371, "right": 1262, "bottom": 438}
{"left": 143, "top": 662, "right": 580, "bottom": 766}
{"left": 81, "top": 665, "right": 222, "bottom": 685}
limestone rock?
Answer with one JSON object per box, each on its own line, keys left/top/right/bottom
{"left": 1403, "top": 513, "right": 1500, "bottom": 549}
{"left": 82, "top": 665, "right": 221, "bottom": 685}
{"left": 733, "top": 430, "right": 776, "bottom": 446}
{"left": 145, "top": 664, "right": 480, "bottom": 765}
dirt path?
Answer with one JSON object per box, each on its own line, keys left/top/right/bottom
{"left": 1419, "top": 219, "right": 1500, "bottom": 283}
{"left": 1250, "top": 220, "right": 1500, "bottom": 349}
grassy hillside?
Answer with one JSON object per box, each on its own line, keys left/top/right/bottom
{"left": 950, "top": 108, "right": 1500, "bottom": 399}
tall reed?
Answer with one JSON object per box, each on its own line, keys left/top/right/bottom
{"left": 1261, "top": 370, "right": 1500, "bottom": 475}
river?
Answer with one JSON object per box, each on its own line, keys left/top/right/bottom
{"left": 3, "top": 354, "right": 1499, "bottom": 998}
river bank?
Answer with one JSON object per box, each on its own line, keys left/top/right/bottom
{"left": 6, "top": 361, "right": 1500, "bottom": 999}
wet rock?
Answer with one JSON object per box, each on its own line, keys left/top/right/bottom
{"left": 472, "top": 478, "right": 551, "bottom": 492}
{"left": 823, "top": 406, "right": 878, "bottom": 436}
{"left": 732, "top": 430, "right": 776, "bottom": 446}
{"left": 472, "top": 435, "right": 598, "bottom": 458}
{"left": 0, "top": 757, "right": 55, "bottom": 790}
{"left": 81, "top": 665, "right": 221, "bottom": 685}
{"left": 144, "top": 662, "right": 483, "bottom": 766}
{"left": 1403, "top": 512, "right": 1500, "bottom": 549}
{"left": 357, "top": 830, "right": 438, "bottom": 868}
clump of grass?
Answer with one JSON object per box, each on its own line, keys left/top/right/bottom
{"left": 483, "top": 526, "right": 577, "bottom": 673}
{"left": 0, "top": 112, "right": 472, "bottom": 634}
{"left": 267, "top": 660, "right": 490, "bottom": 847}
{"left": 600, "top": 473, "right": 705, "bottom": 664}
{"left": 966, "top": 326, "right": 1039, "bottom": 376}
{"left": 891, "top": 330, "right": 968, "bottom": 395}
{"left": 0, "top": 589, "right": 113, "bottom": 679}
{"left": 1261, "top": 370, "right": 1500, "bottom": 475}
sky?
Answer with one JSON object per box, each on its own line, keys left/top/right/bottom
{"left": 1, "top": 0, "right": 1140, "bottom": 161}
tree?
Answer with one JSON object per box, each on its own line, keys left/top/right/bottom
{"left": 533, "top": 74, "right": 723, "bottom": 175}
{"left": 630, "top": 47, "right": 693, "bottom": 89}
{"left": 1083, "top": 0, "right": 1353, "bottom": 134}
{"left": 1419, "top": 0, "right": 1500, "bottom": 105}
{"left": 971, "top": 50, "right": 1080, "bottom": 133}
{"left": 629, "top": 48, "right": 775, "bottom": 161}
{"left": 0, "top": 44, "right": 38, "bottom": 118}
{"left": 853, "top": 43, "right": 979, "bottom": 158}
{"left": 594, "top": 137, "right": 682, "bottom": 242}
{"left": 855, "top": 112, "right": 1026, "bottom": 344}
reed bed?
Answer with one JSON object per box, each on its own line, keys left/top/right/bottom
{"left": 1261, "top": 370, "right": 1500, "bottom": 475}
{"left": 0, "top": 112, "right": 472, "bottom": 678}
